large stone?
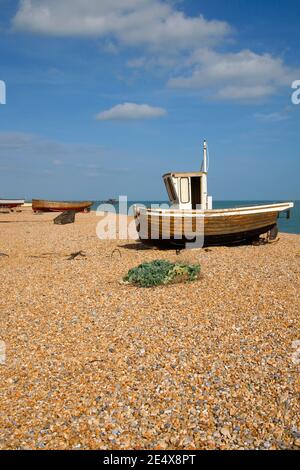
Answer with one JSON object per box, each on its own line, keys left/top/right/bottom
{"left": 54, "top": 210, "right": 76, "bottom": 225}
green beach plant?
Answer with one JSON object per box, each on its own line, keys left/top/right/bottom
{"left": 123, "top": 259, "right": 201, "bottom": 288}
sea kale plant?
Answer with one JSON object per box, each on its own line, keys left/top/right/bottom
{"left": 123, "top": 259, "right": 201, "bottom": 288}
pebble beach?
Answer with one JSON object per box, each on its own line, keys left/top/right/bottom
{"left": 0, "top": 208, "right": 299, "bottom": 450}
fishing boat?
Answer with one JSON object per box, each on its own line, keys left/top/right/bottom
{"left": 32, "top": 199, "right": 93, "bottom": 213}
{"left": 103, "top": 198, "right": 118, "bottom": 205}
{"left": 0, "top": 199, "right": 24, "bottom": 208}
{"left": 134, "top": 141, "right": 294, "bottom": 247}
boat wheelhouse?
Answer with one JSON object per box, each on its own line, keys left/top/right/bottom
{"left": 163, "top": 141, "right": 212, "bottom": 211}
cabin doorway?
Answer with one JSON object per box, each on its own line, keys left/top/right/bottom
{"left": 191, "top": 177, "right": 201, "bottom": 209}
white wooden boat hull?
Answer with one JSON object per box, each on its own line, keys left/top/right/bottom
{"left": 134, "top": 202, "right": 294, "bottom": 247}
{"left": 0, "top": 199, "right": 25, "bottom": 208}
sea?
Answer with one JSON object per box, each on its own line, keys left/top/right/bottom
{"left": 91, "top": 200, "right": 300, "bottom": 235}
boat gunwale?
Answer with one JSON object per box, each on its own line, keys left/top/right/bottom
{"left": 135, "top": 202, "right": 294, "bottom": 218}
{"left": 32, "top": 199, "right": 93, "bottom": 212}
{"left": 32, "top": 199, "right": 92, "bottom": 205}
{"left": 0, "top": 199, "right": 25, "bottom": 204}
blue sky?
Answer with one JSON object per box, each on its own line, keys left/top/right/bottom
{"left": 0, "top": 0, "right": 299, "bottom": 201}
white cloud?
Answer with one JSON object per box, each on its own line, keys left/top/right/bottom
{"left": 254, "top": 108, "right": 291, "bottom": 122}
{"left": 0, "top": 132, "right": 126, "bottom": 176}
{"left": 216, "top": 85, "right": 276, "bottom": 100}
{"left": 127, "top": 57, "right": 148, "bottom": 68}
{"left": 0, "top": 132, "right": 103, "bottom": 158}
{"left": 127, "top": 55, "right": 178, "bottom": 70}
{"left": 168, "top": 49, "right": 297, "bottom": 101}
{"left": 11, "top": 1, "right": 299, "bottom": 103}
{"left": 96, "top": 102, "right": 167, "bottom": 121}
{"left": 12, "top": 0, "right": 231, "bottom": 51}
{"left": 101, "top": 40, "right": 119, "bottom": 54}
{"left": 0, "top": 132, "right": 132, "bottom": 198}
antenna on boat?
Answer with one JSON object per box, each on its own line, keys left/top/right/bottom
{"left": 202, "top": 139, "right": 208, "bottom": 173}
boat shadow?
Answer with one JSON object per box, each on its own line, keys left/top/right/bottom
{"left": 119, "top": 237, "right": 273, "bottom": 251}
{"left": 0, "top": 220, "right": 50, "bottom": 223}
{"left": 119, "top": 242, "right": 168, "bottom": 251}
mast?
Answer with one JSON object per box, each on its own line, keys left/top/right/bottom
{"left": 202, "top": 139, "right": 208, "bottom": 209}
{"left": 203, "top": 139, "right": 207, "bottom": 173}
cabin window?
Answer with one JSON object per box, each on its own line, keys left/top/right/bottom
{"left": 165, "top": 177, "right": 177, "bottom": 201}
{"left": 165, "top": 178, "right": 172, "bottom": 200}
{"left": 180, "top": 177, "right": 190, "bottom": 203}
